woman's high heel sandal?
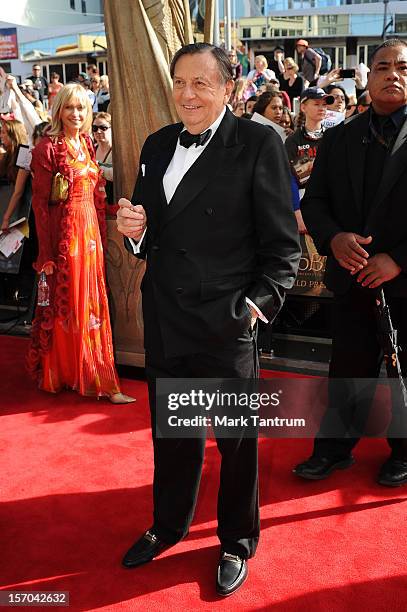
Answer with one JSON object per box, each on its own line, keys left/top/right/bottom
{"left": 109, "top": 393, "right": 136, "bottom": 404}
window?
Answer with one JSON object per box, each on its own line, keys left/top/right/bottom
{"left": 242, "top": 28, "right": 251, "bottom": 38}
{"left": 81, "top": 0, "right": 86, "bottom": 14}
{"left": 261, "top": 27, "right": 267, "bottom": 37}
{"left": 65, "top": 63, "right": 81, "bottom": 83}
{"left": 322, "top": 15, "right": 338, "bottom": 23}
{"left": 395, "top": 15, "right": 407, "bottom": 33}
{"left": 281, "top": 29, "right": 287, "bottom": 36}
{"left": 70, "top": 0, "right": 75, "bottom": 9}
{"left": 358, "top": 45, "right": 366, "bottom": 64}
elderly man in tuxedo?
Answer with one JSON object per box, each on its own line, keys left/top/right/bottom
{"left": 116, "top": 43, "right": 300, "bottom": 596}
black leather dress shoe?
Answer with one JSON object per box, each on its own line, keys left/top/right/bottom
{"left": 216, "top": 552, "right": 248, "bottom": 597}
{"left": 293, "top": 455, "right": 355, "bottom": 480}
{"left": 122, "top": 529, "right": 171, "bottom": 568}
{"left": 377, "top": 459, "right": 407, "bottom": 487}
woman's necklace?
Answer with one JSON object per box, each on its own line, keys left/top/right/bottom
{"left": 66, "top": 136, "right": 86, "bottom": 161}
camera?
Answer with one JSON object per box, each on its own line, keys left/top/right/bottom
{"left": 339, "top": 68, "right": 355, "bottom": 79}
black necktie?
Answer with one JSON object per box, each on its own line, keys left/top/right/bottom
{"left": 179, "top": 129, "right": 212, "bottom": 148}
{"left": 381, "top": 117, "right": 396, "bottom": 145}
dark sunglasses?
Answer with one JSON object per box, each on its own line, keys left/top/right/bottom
{"left": 92, "top": 124, "right": 109, "bottom": 132}
{"left": 346, "top": 104, "right": 356, "bottom": 110}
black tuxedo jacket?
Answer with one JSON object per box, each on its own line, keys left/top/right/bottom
{"left": 302, "top": 109, "right": 407, "bottom": 297}
{"left": 125, "top": 108, "right": 300, "bottom": 358}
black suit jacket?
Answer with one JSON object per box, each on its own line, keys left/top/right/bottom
{"left": 301, "top": 109, "right": 407, "bottom": 296}
{"left": 125, "top": 108, "right": 300, "bottom": 358}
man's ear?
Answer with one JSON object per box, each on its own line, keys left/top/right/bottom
{"left": 224, "top": 79, "right": 234, "bottom": 102}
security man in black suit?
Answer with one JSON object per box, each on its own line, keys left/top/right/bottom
{"left": 294, "top": 39, "right": 407, "bottom": 487}
{"left": 116, "top": 44, "right": 300, "bottom": 596}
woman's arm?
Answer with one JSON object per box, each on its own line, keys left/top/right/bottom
{"left": 1, "top": 169, "right": 30, "bottom": 230}
{"left": 277, "top": 56, "right": 285, "bottom": 75}
{"left": 7, "top": 75, "right": 42, "bottom": 138}
{"left": 31, "top": 139, "right": 56, "bottom": 273}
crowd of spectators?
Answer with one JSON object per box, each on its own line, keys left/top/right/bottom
{"left": 227, "top": 40, "right": 370, "bottom": 233}
{"left": 1, "top": 43, "right": 370, "bottom": 239}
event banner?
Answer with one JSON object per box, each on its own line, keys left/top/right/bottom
{"left": 289, "top": 234, "right": 332, "bottom": 298}
{"left": 0, "top": 28, "right": 18, "bottom": 60}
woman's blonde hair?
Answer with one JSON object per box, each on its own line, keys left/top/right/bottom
{"left": 100, "top": 75, "right": 109, "bottom": 89}
{"left": 93, "top": 111, "right": 111, "bottom": 126}
{"left": 48, "top": 83, "right": 93, "bottom": 136}
{"left": 284, "top": 57, "right": 299, "bottom": 73}
{"left": 0, "top": 119, "right": 28, "bottom": 182}
{"left": 255, "top": 55, "right": 268, "bottom": 69}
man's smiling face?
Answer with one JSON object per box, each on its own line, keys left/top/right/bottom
{"left": 172, "top": 51, "right": 233, "bottom": 134}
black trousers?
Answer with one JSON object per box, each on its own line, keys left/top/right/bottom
{"left": 314, "top": 288, "right": 407, "bottom": 461}
{"left": 145, "top": 329, "right": 259, "bottom": 560}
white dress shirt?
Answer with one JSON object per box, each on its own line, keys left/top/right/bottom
{"left": 128, "top": 106, "right": 268, "bottom": 323}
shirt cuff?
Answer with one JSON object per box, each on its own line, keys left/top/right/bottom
{"left": 245, "top": 297, "right": 269, "bottom": 324}
{"left": 128, "top": 228, "right": 147, "bottom": 254}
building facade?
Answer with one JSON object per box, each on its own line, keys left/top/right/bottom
{"left": 0, "top": 1, "right": 104, "bottom": 78}
{"left": 237, "top": 0, "right": 407, "bottom": 68}
{"left": 0, "top": 0, "right": 103, "bottom": 28}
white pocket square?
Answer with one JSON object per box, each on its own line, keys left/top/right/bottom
{"left": 141, "top": 163, "right": 146, "bottom": 177}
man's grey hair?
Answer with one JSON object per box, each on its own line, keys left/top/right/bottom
{"left": 170, "top": 43, "right": 233, "bottom": 84}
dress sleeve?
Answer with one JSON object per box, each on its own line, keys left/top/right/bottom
{"left": 30, "top": 138, "right": 55, "bottom": 273}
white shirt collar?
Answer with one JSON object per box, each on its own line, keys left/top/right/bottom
{"left": 180, "top": 106, "right": 227, "bottom": 144}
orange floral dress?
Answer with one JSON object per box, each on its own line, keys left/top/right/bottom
{"left": 28, "top": 134, "right": 120, "bottom": 397}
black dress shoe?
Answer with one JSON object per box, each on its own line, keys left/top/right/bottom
{"left": 122, "top": 529, "right": 171, "bottom": 568}
{"left": 377, "top": 459, "right": 407, "bottom": 487}
{"left": 293, "top": 455, "right": 355, "bottom": 480}
{"left": 216, "top": 552, "right": 248, "bottom": 597}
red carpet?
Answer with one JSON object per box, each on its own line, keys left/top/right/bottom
{"left": 1, "top": 336, "right": 407, "bottom": 611}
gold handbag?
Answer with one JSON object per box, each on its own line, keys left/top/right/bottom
{"left": 50, "top": 172, "right": 69, "bottom": 203}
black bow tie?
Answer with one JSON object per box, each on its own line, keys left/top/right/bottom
{"left": 179, "top": 129, "right": 212, "bottom": 148}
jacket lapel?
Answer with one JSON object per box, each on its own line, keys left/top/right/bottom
{"left": 159, "top": 108, "right": 245, "bottom": 230}
{"left": 345, "top": 111, "right": 369, "bottom": 217}
{"left": 365, "top": 116, "right": 407, "bottom": 228}
{"left": 144, "top": 125, "right": 181, "bottom": 220}
{"left": 390, "top": 115, "right": 407, "bottom": 155}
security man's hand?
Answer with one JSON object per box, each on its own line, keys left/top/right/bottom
{"left": 356, "top": 253, "right": 401, "bottom": 289}
{"left": 330, "top": 232, "right": 372, "bottom": 272}
{"left": 116, "top": 198, "right": 146, "bottom": 241}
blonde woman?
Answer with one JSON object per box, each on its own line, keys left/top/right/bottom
{"left": 279, "top": 58, "right": 304, "bottom": 104}
{"left": 28, "top": 83, "right": 134, "bottom": 403}
{"left": 246, "top": 55, "right": 276, "bottom": 89}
